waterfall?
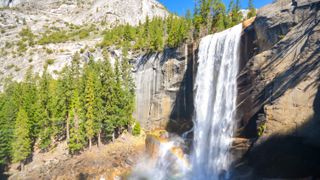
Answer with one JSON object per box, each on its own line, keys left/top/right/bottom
{"left": 130, "top": 24, "right": 242, "bottom": 180}
{"left": 191, "top": 24, "right": 242, "bottom": 179}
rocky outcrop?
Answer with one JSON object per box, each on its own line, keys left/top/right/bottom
{"left": 236, "top": 0, "right": 320, "bottom": 178}
{"left": 0, "top": 0, "right": 168, "bottom": 86}
{"left": 0, "top": 0, "right": 168, "bottom": 26}
{"left": 133, "top": 44, "right": 195, "bottom": 133}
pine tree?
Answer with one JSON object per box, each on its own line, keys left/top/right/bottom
{"left": 86, "top": 59, "right": 104, "bottom": 147}
{"left": 0, "top": 94, "right": 17, "bottom": 165}
{"left": 68, "top": 53, "right": 85, "bottom": 154}
{"left": 121, "top": 53, "right": 136, "bottom": 132}
{"left": 37, "top": 66, "right": 52, "bottom": 151}
{"left": 100, "top": 53, "right": 117, "bottom": 141}
{"left": 21, "top": 68, "right": 39, "bottom": 139}
{"left": 144, "top": 16, "right": 150, "bottom": 48}
{"left": 113, "top": 58, "right": 126, "bottom": 132}
{"left": 149, "top": 18, "right": 164, "bottom": 52}
{"left": 193, "top": 0, "right": 203, "bottom": 37}
{"left": 229, "top": 0, "right": 243, "bottom": 26}
{"left": 212, "top": 0, "right": 227, "bottom": 32}
{"left": 93, "top": 66, "right": 104, "bottom": 147}
{"left": 247, "top": 0, "right": 256, "bottom": 19}
{"left": 11, "top": 108, "right": 31, "bottom": 170}
{"left": 199, "top": 0, "right": 212, "bottom": 25}
{"left": 84, "top": 69, "right": 95, "bottom": 149}
{"left": 60, "top": 53, "right": 82, "bottom": 142}
{"left": 134, "top": 23, "right": 145, "bottom": 50}
{"left": 68, "top": 88, "right": 85, "bottom": 154}
{"left": 48, "top": 79, "right": 61, "bottom": 139}
{"left": 58, "top": 67, "right": 73, "bottom": 141}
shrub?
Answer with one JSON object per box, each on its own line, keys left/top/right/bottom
{"left": 46, "top": 59, "right": 55, "bottom": 65}
{"left": 46, "top": 48, "right": 53, "bottom": 54}
{"left": 19, "top": 27, "right": 34, "bottom": 39}
{"left": 132, "top": 122, "right": 141, "bottom": 136}
{"left": 89, "top": 48, "right": 95, "bottom": 53}
{"left": 38, "top": 30, "right": 68, "bottom": 45}
{"left": 78, "top": 29, "right": 89, "bottom": 39}
{"left": 17, "top": 40, "right": 27, "bottom": 53}
{"left": 5, "top": 42, "right": 12, "bottom": 48}
{"left": 14, "top": 66, "right": 21, "bottom": 72}
{"left": 5, "top": 64, "right": 15, "bottom": 70}
{"left": 258, "top": 124, "right": 266, "bottom": 137}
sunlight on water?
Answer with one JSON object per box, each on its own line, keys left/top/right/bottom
{"left": 130, "top": 24, "right": 242, "bottom": 180}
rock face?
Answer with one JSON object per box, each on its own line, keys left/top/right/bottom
{"left": 0, "top": 0, "right": 168, "bottom": 26}
{"left": 236, "top": 0, "right": 320, "bottom": 178}
{"left": 133, "top": 44, "right": 195, "bottom": 133}
{"left": 0, "top": 0, "right": 168, "bottom": 85}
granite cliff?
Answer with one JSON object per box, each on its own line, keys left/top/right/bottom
{"left": 235, "top": 0, "right": 320, "bottom": 178}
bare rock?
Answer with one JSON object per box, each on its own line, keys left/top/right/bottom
{"left": 236, "top": 0, "right": 320, "bottom": 178}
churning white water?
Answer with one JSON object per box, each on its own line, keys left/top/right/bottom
{"left": 130, "top": 24, "right": 242, "bottom": 180}
{"left": 191, "top": 24, "right": 242, "bottom": 179}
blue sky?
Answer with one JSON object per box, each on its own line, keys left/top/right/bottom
{"left": 158, "top": 0, "right": 273, "bottom": 16}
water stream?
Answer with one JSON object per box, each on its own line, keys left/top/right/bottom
{"left": 191, "top": 23, "right": 242, "bottom": 180}
{"left": 130, "top": 24, "right": 242, "bottom": 180}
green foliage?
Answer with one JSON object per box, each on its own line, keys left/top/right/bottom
{"left": 167, "top": 15, "right": 189, "bottom": 48}
{"left": 19, "top": 27, "right": 35, "bottom": 48}
{"left": 38, "top": 30, "right": 69, "bottom": 45}
{"left": 211, "top": 0, "right": 228, "bottom": 32}
{"left": 68, "top": 89, "right": 85, "bottom": 154}
{"left": 0, "top": 51, "right": 135, "bottom": 161}
{"left": 46, "top": 48, "right": 53, "bottom": 54}
{"left": 84, "top": 69, "right": 95, "bottom": 146}
{"left": 258, "top": 124, "right": 266, "bottom": 137}
{"left": 46, "top": 59, "right": 55, "bottom": 65}
{"left": 19, "top": 27, "right": 35, "bottom": 40}
{"left": 229, "top": 0, "right": 243, "bottom": 27}
{"left": 17, "top": 40, "right": 27, "bottom": 53}
{"left": 247, "top": 0, "right": 256, "bottom": 19}
{"left": 192, "top": 0, "right": 243, "bottom": 36}
{"left": 101, "top": 16, "right": 190, "bottom": 52}
{"left": 37, "top": 68, "right": 53, "bottom": 151}
{"left": 0, "top": 90, "right": 18, "bottom": 165}
{"left": 132, "top": 122, "right": 141, "bottom": 136}
{"left": 38, "top": 25, "right": 93, "bottom": 45}
{"left": 11, "top": 108, "right": 31, "bottom": 163}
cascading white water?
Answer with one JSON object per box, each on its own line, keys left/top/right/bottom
{"left": 191, "top": 24, "right": 242, "bottom": 179}
{"left": 130, "top": 24, "right": 242, "bottom": 180}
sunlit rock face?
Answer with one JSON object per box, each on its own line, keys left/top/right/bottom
{"left": 0, "top": 0, "right": 168, "bottom": 25}
{"left": 0, "top": 0, "right": 168, "bottom": 87}
{"left": 133, "top": 45, "right": 195, "bottom": 132}
{"left": 238, "top": 0, "right": 320, "bottom": 138}
{"left": 0, "top": 0, "right": 23, "bottom": 7}
{"left": 235, "top": 0, "right": 320, "bottom": 178}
